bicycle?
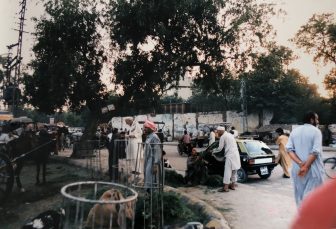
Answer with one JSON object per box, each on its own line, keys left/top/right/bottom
{"left": 323, "top": 157, "right": 336, "bottom": 179}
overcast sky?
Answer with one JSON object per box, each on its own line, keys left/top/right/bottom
{"left": 0, "top": 0, "right": 335, "bottom": 97}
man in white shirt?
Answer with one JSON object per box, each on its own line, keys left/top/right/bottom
{"left": 125, "top": 117, "right": 143, "bottom": 174}
{"left": 208, "top": 128, "right": 216, "bottom": 145}
{"left": 213, "top": 126, "right": 241, "bottom": 192}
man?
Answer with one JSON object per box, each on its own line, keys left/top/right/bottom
{"left": 181, "top": 130, "right": 192, "bottom": 155}
{"left": 275, "top": 128, "right": 291, "bottom": 178}
{"left": 230, "top": 126, "right": 239, "bottom": 138}
{"left": 143, "top": 120, "right": 162, "bottom": 189}
{"left": 213, "top": 126, "right": 241, "bottom": 192}
{"left": 286, "top": 111, "right": 325, "bottom": 207}
{"left": 125, "top": 117, "right": 143, "bottom": 173}
{"left": 208, "top": 128, "right": 216, "bottom": 145}
{"left": 185, "top": 147, "right": 206, "bottom": 185}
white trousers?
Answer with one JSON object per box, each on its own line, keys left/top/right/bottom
{"left": 223, "top": 159, "right": 237, "bottom": 184}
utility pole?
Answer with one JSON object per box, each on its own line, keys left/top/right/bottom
{"left": 240, "top": 79, "right": 248, "bottom": 132}
{"left": 4, "top": 0, "right": 27, "bottom": 116}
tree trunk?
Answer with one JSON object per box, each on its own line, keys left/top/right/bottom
{"left": 71, "top": 110, "right": 101, "bottom": 158}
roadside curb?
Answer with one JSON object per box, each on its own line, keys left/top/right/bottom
{"left": 165, "top": 186, "right": 231, "bottom": 229}
{"left": 51, "top": 155, "right": 230, "bottom": 229}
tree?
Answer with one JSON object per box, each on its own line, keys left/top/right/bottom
{"left": 292, "top": 13, "right": 336, "bottom": 99}
{"left": 242, "top": 45, "right": 322, "bottom": 124}
{"left": 292, "top": 13, "right": 336, "bottom": 66}
{"left": 107, "top": 0, "right": 277, "bottom": 112}
{"left": 23, "top": 0, "right": 108, "bottom": 143}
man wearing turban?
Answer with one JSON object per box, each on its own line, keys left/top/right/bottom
{"left": 143, "top": 120, "right": 162, "bottom": 189}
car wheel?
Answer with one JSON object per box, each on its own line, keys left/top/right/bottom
{"left": 237, "top": 168, "right": 247, "bottom": 183}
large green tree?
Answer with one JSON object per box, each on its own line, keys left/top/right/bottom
{"left": 243, "top": 45, "right": 321, "bottom": 124}
{"left": 108, "top": 0, "right": 277, "bottom": 112}
{"left": 23, "top": 0, "right": 107, "bottom": 141}
{"left": 292, "top": 13, "right": 336, "bottom": 98}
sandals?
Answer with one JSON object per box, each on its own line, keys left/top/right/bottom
{"left": 217, "top": 187, "right": 229, "bottom": 192}
{"left": 229, "top": 184, "right": 236, "bottom": 190}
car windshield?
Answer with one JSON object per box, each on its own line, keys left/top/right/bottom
{"left": 244, "top": 141, "right": 272, "bottom": 156}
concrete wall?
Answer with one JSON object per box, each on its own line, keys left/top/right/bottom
{"left": 110, "top": 110, "right": 273, "bottom": 139}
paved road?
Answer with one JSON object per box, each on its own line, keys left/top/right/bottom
{"left": 162, "top": 142, "right": 336, "bottom": 229}
{"left": 59, "top": 142, "right": 335, "bottom": 229}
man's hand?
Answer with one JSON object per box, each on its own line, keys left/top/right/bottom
{"left": 298, "top": 162, "right": 309, "bottom": 177}
{"left": 152, "top": 164, "right": 158, "bottom": 174}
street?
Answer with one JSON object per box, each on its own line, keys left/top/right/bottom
{"left": 163, "top": 142, "right": 335, "bottom": 229}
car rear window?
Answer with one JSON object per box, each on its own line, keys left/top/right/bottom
{"left": 244, "top": 141, "right": 271, "bottom": 156}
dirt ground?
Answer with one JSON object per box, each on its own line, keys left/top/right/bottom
{"left": 0, "top": 160, "right": 93, "bottom": 229}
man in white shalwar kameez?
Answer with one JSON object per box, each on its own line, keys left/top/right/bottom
{"left": 213, "top": 126, "right": 241, "bottom": 192}
{"left": 286, "top": 111, "right": 325, "bottom": 207}
{"left": 125, "top": 117, "right": 143, "bottom": 173}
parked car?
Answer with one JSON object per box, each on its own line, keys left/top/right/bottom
{"left": 199, "top": 139, "right": 277, "bottom": 182}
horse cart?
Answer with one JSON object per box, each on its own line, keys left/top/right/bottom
{"left": 0, "top": 117, "right": 56, "bottom": 204}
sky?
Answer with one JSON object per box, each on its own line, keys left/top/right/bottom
{"left": 0, "top": 0, "right": 335, "bottom": 97}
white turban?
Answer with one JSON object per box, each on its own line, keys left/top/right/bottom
{"left": 217, "top": 126, "right": 225, "bottom": 131}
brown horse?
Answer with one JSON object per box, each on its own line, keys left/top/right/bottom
{"left": 5, "top": 130, "right": 55, "bottom": 191}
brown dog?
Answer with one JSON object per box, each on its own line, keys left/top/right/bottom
{"left": 86, "top": 189, "right": 134, "bottom": 228}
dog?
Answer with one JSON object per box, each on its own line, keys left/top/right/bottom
{"left": 86, "top": 189, "right": 134, "bottom": 228}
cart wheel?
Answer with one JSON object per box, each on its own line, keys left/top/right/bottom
{"left": 0, "top": 152, "right": 14, "bottom": 204}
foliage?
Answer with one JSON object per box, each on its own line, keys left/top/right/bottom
{"left": 135, "top": 192, "right": 206, "bottom": 228}
{"left": 292, "top": 13, "right": 336, "bottom": 107}
{"left": 164, "top": 169, "right": 185, "bottom": 187}
{"left": 292, "top": 13, "right": 336, "bottom": 66}
{"left": 24, "top": 0, "right": 107, "bottom": 114}
{"left": 107, "top": 0, "right": 277, "bottom": 112}
{"left": 242, "top": 45, "right": 322, "bottom": 124}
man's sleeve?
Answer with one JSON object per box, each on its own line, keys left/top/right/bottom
{"left": 286, "top": 135, "right": 295, "bottom": 153}
{"left": 213, "top": 135, "right": 224, "bottom": 153}
{"left": 153, "top": 137, "right": 162, "bottom": 164}
{"left": 311, "top": 129, "right": 322, "bottom": 156}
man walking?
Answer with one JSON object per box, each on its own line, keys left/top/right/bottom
{"left": 286, "top": 111, "right": 325, "bottom": 206}
{"left": 275, "top": 128, "right": 291, "bottom": 178}
{"left": 213, "top": 126, "right": 241, "bottom": 192}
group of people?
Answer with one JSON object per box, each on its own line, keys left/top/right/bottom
{"left": 106, "top": 117, "right": 163, "bottom": 189}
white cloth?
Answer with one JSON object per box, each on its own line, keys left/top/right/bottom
{"left": 126, "top": 121, "right": 143, "bottom": 172}
{"left": 107, "top": 133, "right": 112, "bottom": 142}
{"left": 213, "top": 131, "right": 241, "bottom": 184}
{"left": 232, "top": 130, "right": 238, "bottom": 138}
{"left": 209, "top": 131, "right": 216, "bottom": 145}
{"left": 0, "top": 133, "right": 12, "bottom": 144}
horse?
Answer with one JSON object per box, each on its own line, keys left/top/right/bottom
{"left": 5, "top": 129, "right": 56, "bottom": 191}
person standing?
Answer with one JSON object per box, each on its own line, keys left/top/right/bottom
{"left": 213, "top": 126, "right": 241, "bottom": 192}
{"left": 275, "top": 128, "right": 292, "bottom": 178}
{"left": 143, "top": 120, "right": 162, "bottom": 189}
{"left": 208, "top": 128, "right": 216, "bottom": 145}
{"left": 181, "top": 130, "right": 192, "bottom": 155}
{"left": 125, "top": 117, "right": 143, "bottom": 173}
{"left": 286, "top": 111, "right": 325, "bottom": 207}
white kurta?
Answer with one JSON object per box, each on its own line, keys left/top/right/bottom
{"left": 126, "top": 121, "right": 143, "bottom": 172}
{"left": 213, "top": 131, "right": 241, "bottom": 184}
